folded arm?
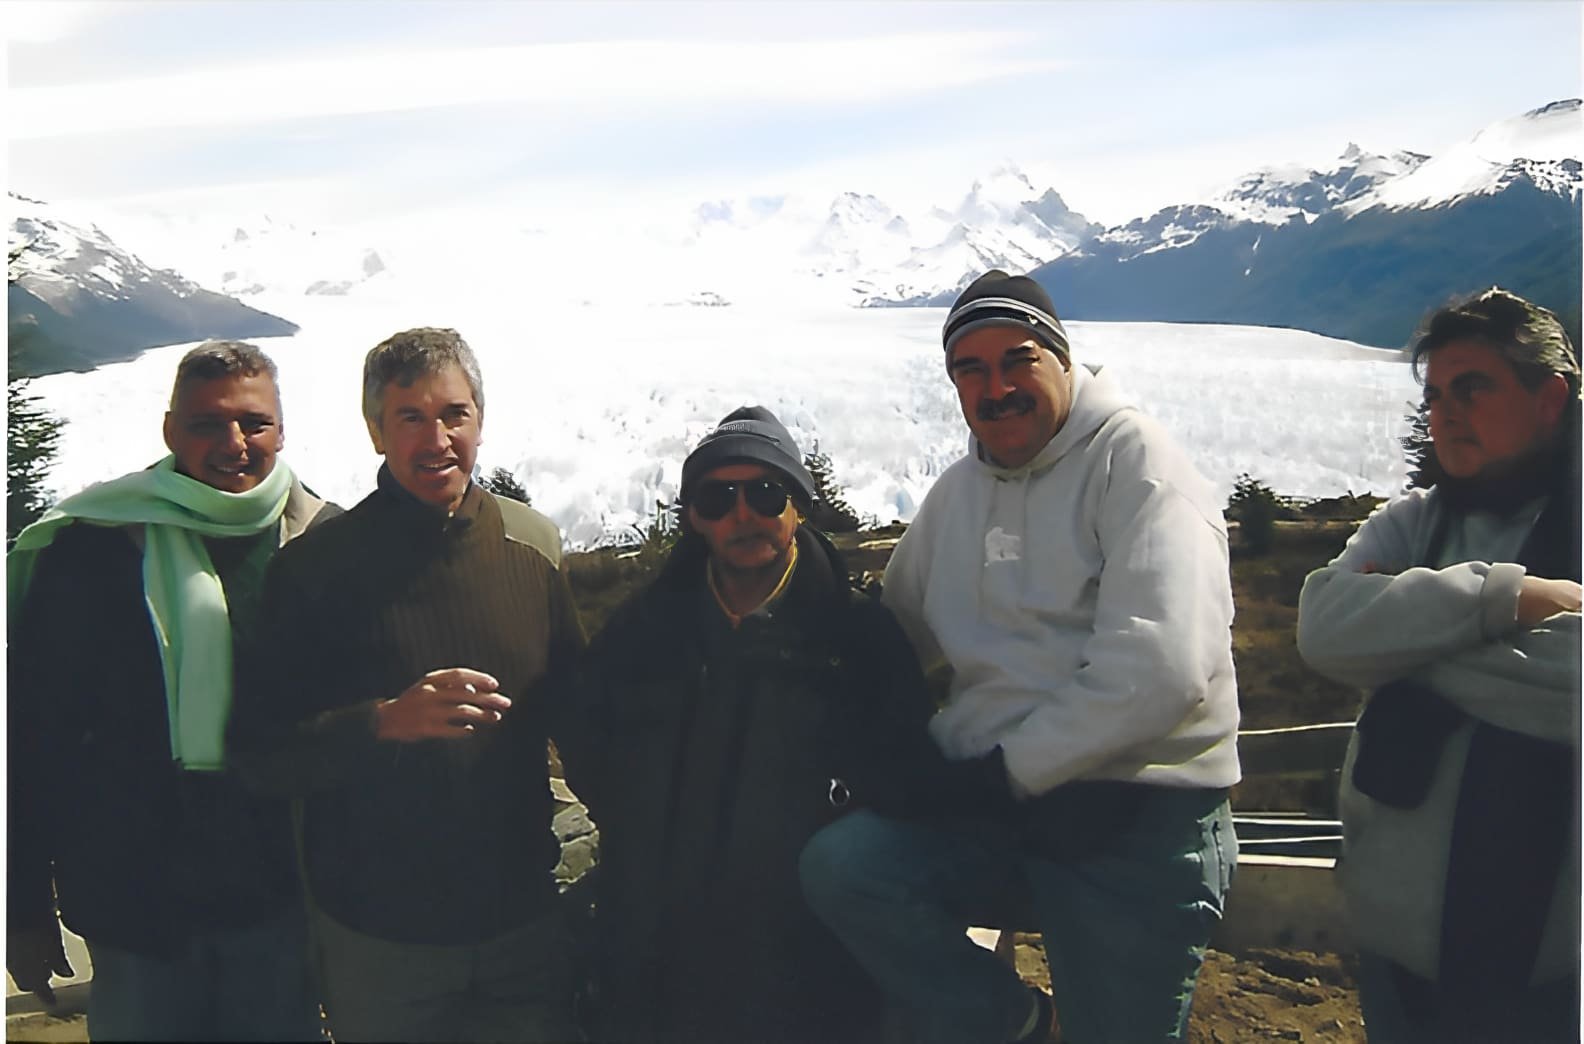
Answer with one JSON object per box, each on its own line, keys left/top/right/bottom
{"left": 1299, "top": 492, "right": 1580, "bottom": 741}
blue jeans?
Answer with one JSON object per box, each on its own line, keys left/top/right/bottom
{"left": 85, "top": 903, "right": 321, "bottom": 1042}
{"left": 800, "top": 784, "right": 1235, "bottom": 1044}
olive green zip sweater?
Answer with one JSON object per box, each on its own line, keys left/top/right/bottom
{"left": 227, "top": 468, "right": 584, "bottom": 944}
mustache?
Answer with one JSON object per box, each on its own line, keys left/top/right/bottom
{"left": 977, "top": 391, "right": 1037, "bottom": 421}
{"left": 725, "top": 529, "right": 780, "bottom": 546}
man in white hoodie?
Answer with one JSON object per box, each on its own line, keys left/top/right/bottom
{"left": 801, "top": 270, "right": 1241, "bottom": 1043}
{"left": 1298, "top": 288, "right": 1579, "bottom": 1043}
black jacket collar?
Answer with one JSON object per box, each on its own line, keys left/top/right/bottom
{"left": 374, "top": 464, "right": 486, "bottom": 538}
{"left": 653, "top": 524, "right": 849, "bottom": 612}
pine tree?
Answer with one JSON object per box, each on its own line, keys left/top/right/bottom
{"left": 1226, "top": 472, "right": 1281, "bottom": 556}
{"left": 7, "top": 244, "right": 66, "bottom": 543}
{"left": 1400, "top": 399, "right": 1437, "bottom": 490}
{"left": 803, "top": 449, "right": 862, "bottom": 533}
{"left": 480, "top": 465, "right": 531, "bottom": 505}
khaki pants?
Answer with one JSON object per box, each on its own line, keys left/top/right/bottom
{"left": 312, "top": 906, "right": 577, "bottom": 1043}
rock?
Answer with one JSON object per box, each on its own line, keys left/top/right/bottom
{"left": 555, "top": 833, "right": 599, "bottom": 887}
{"left": 553, "top": 803, "right": 595, "bottom": 842}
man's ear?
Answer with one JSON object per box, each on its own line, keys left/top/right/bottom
{"left": 1537, "top": 373, "right": 1570, "bottom": 431}
{"left": 162, "top": 412, "right": 177, "bottom": 453}
{"left": 366, "top": 417, "right": 386, "bottom": 455}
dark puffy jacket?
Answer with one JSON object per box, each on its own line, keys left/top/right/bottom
{"left": 8, "top": 485, "right": 337, "bottom": 955}
{"left": 557, "top": 525, "right": 943, "bottom": 1044}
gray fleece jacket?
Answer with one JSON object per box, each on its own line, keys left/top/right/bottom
{"left": 1297, "top": 487, "right": 1580, "bottom": 985}
{"left": 883, "top": 364, "right": 1241, "bottom": 797}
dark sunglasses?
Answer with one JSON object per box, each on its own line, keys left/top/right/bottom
{"left": 691, "top": 478, "right": 790, "bottom": 521}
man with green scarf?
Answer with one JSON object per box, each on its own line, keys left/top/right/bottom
{"left": 7, "top": 341, "right": 337, "bottom": 1042}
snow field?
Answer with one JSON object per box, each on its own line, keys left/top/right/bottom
{"left": 31, "top": 304, "right": 1417, "bottom": 550}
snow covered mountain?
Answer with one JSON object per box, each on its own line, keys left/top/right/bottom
{"left": 59, "top": 164, "right": 1095, "bottom": 317}
{"left": 643, "top": 165, "right": 1098, "bottom": 307}
{"left": 1076, "top": 144, "right": 1426, "bottom": 265}
{"left": 1033, "top": 100, "right": 1581, "bottom": 348}
{"left": 863, "top": 166, "right": 1098, "bottom": 303}
{"left": 1343, "top": 98, "right": 1581, "bottom": 213}
{"left": 8, "top": 194, "right": 299, "bottom": 376}
{"left": 12, "top": 100, "right": 1576, "bottom": 360}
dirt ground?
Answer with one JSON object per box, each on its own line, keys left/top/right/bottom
{"left": 1189, "top": 948, "right": 1364, "bottom": 1043}
{"left": 1008, "top": 935, "right": 1364, "bottom": 1043}
{"left": 9, "top": 943, "right": 1363, "bottom": 1043}
{"left": 11, "top": 856, "right": 1368, "bottom": 1038}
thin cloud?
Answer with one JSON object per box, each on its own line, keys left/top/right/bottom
{"left": 2, "top": 1, "right": 125, "bottom": 45}
{"left": 10, "top": 33, "right": 1060, "bottom": 141}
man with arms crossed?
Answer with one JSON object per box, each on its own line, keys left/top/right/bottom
{"left": 227, "top": 328, "right": 583, "bottom": 1043}
{"left": 9, "top": 341, "right": 331, "bottom": 1041}
{"left": 1298, "top": 289, "right": 1579, "bottom": 1043}
{"left": 801, "top": 271, "right": 1241, "bottom": 1043}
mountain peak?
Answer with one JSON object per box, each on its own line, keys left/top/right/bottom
{"left": 965, "top": 163, "right": 1038, "bottom": 204}
{"left": 1527, "top": 98, "right": 1581, "bottom": 119}
{"left": 1345, "top": 97, "right": 1581, "bottom": 214}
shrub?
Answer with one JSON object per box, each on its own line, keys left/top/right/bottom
{"left": 1227, "top": 473, "right": 1283, "bottom": 556}
{"left": 625, "top": 497, "right": 682, "bottom": 564}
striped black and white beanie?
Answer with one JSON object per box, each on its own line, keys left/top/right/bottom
{"left": 942, "top": 270, "right": 1070, "bottom": 368}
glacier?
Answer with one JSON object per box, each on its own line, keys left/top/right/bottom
{"left": 29, "top": 301, "right": 1417, "bottom": 550}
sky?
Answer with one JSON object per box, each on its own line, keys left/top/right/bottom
{"left": 6, "top": 1, "right": 1583, "bottom": 230}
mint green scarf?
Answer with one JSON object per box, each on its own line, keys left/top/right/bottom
{"left": 8, "top": 457, "right": 293, "bottom": 771}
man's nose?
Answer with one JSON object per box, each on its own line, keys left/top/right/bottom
{"left": 730, "top": 488, "right": 755, "bottom": 520}
{"left": 987, "top": 365, "right": 1013, "bottom": 400}
{"left": 1430, "top": 399, "right": 1460, "bottom": 428}
{"left": 420, "top": 418, "right": 449, "bottom": 449}
{"left": 222, "top": 421, "right": 247, "bottom": 451}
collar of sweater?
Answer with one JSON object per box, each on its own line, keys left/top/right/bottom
{"left": 374, "top": 464, "right": 486, "bottom": 537}
{"left": 655, "top": 524, "right": 847, "bottom": 620}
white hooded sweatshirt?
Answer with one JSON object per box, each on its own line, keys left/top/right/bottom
{"left": 883, "top": 364, "right": 1241, "bottom": 796}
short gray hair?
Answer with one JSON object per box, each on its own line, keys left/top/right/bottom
{"left": 1410, "top": 287, "right": 1580, "bottom": 398}
{"left": 361, "top": 327, "right": 485, "bottom": 428}
{"left": 169, "top": 340, "right": 279, "bottom": 410}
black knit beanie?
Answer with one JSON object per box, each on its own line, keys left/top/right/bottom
{"left": 942, "top": 269, "right": 1070, "bottom": 367}
{"left": 681, "top": 405, "right": 817, "bottom": 505}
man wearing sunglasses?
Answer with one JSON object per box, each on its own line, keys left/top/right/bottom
{"left": 555, "top": 405, "right": 943, "bottom": 1044}
{"left": 800, "top": 270, "right": 1242, "bottom": 1043}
